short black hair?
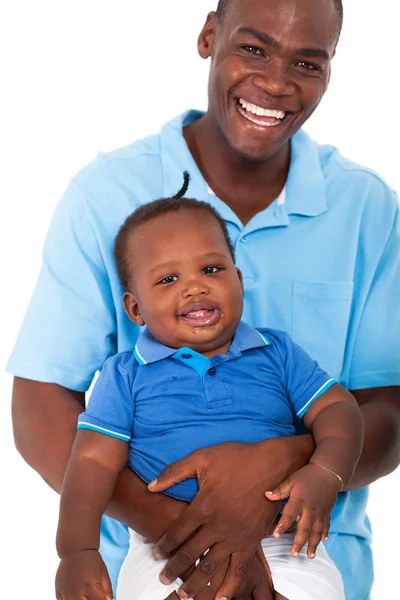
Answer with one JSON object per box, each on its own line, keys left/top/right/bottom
{"left": 216, "top": 0, "right": 344, "bottom": 34}
{"left": 114, "top": 172, "right": 236, "bottom": 290}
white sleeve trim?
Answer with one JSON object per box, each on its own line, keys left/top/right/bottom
{"left": 78, "top": 421, "right": 131, "bottom": 440}
{"left": 296, "top": 379, "right": 336, "bottom": 417}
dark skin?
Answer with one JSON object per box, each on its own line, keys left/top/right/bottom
{"left": 12, "top": 0, "right": 400, "bottom": 597}
{"left": 54, "top": 211, "right": 363, "bottom": 600}
{"left": 186, "top": 0, "right": 338, "bottom": 225}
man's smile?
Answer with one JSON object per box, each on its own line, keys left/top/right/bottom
{"left": 236, "top": 97, "right": 296, "bottom": 128}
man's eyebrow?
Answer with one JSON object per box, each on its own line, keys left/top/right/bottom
{"left": 237, "top": 27, "right": 329, "bottom": 61}
{"left": 295, "top": 47, "right": 330, "bottom": 61}
{"left": 237, "top": 27, "right": 279, "bottom": 49}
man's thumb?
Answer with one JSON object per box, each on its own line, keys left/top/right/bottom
{"left": 147, "top": 454, "right": 199, "bottom": 492}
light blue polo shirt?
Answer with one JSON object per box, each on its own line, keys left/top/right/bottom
{"left": 7, "top": 110, "right": 400, "bottom": 600}
{"left": 77, "top": 321, "right": 336, "bottom": 501}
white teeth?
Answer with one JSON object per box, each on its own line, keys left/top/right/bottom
{"left": 238, "top": 98, "right": 285, "bottom": 120}
{"left": 237, "top": 104, "right": 281, "bottom": 127}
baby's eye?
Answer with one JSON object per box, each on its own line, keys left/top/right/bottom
{"left": 203, "top": 266, "right": 220, "bottom": 275}
{"left": 158, "top": 275, "right": 178, "bottom": 284}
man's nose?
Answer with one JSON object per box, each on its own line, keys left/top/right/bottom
{"left": 252, "top": 60, "right": 296, "bottom": 97}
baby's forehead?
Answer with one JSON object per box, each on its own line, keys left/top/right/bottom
{"left": 130, "top": 209, "right": 222, "bottom": 243}
{"left": 125, "top": 210, "right": 230, "bottom": 265}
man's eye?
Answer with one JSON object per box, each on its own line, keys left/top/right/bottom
{"left": 158, "top": 275, "right": 178, "bottom": 284}
{"left": 242, "top": 45, "right": 263, "bottom": 56}
{"left": 297, "top": 61, "right": 320, "bottom": 71}
{"left": 203, "top": 266, "right": 220, "bottom": 275}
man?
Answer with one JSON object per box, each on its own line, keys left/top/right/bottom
{"left": 8, "top": 0, "right": 400, "bottom": 599}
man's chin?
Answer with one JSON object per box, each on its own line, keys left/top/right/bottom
{"left": 228, "top": 139, "right": 288, "bottom": 162}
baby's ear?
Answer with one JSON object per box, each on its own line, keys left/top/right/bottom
{"left": 123, "top": 291, "right": 145, "bottom": 326}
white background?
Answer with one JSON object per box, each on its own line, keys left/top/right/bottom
{"left": 1, "top": 1, "right": 399, "bottom": 598}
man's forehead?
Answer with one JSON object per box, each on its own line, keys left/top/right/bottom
{"left": 221, "top": 0, "right": 339, "bottom": 48}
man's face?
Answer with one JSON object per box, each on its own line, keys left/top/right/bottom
{"left": 200, "top": 0, "right": 339, "bottom": 160}
{"left": 123, "top": 210, "right": 244, "bottom": 357}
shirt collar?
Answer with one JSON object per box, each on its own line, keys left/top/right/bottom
{"left": 160, "top": 111, "right": 327, "bottom": 220}
{"left": 133, "top": 321, "right": 270, "bottom": 366}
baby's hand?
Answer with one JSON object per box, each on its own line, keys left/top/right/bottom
{"left": 265, "top": 464, "right": 341, "bottom": 559}
{"left": 55, "top": 549, "right": 113, "bottom": 600}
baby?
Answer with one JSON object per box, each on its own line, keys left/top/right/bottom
{"left": 55, "top": 173, "right": 364, "bottom": 600}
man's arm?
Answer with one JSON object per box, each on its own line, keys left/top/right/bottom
{"left": 347, "top": 386, "right": 400, "bottom": 490}
{"left": 12, "top": 377, "right": 187, "bottom": 542}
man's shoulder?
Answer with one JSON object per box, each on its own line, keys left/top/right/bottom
{"left": 314, "top": 141, "right": 399, "bottom": 221}
{"left": 319, "top": 142, "right": 395, "bottom": 195}
{"left": 73, "top": 131, "right": 163, "bottom": 189}
{"left": 54, "top": 130, "right": 167, "bottom": 224}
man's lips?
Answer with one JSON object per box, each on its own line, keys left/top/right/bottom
{"left": 235, "top": 97, "right": 297, "bottom": 128}
{"left": 178, "top": 302, "right": 222, "bottom": 327}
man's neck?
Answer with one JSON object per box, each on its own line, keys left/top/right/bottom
{"left": 184, "top": 112, "right": 290, "bottom": 225}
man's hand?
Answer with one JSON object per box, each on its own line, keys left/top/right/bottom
{"left": 266, "top": 463, "right": 339, "bottom": 559}
{"left": 235, "top": 545, "right": 275, "bottom": 600}
{"left": 148, "top": 437, "right": 314, "bottom": 600}
{"left": 55, "top": 549, "right": 113, "bottom": 600}
{"left": 163, "top": 546, "right": 274, "bottom": 600}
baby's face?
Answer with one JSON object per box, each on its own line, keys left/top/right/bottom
{"left": 123, "top": 209, "right": 244, "bottom": 357}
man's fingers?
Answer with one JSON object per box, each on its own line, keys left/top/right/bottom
{"left": 177, "top": 546, "right": 229, "bottom": 599}
{"left": 291, "top": 512, "right": 314, "bottom": 557}
{"left": 265, "top": 478, "right": 293, "bottom": 501}
{"left": 159, "top": 530, "right": 214, "bottom": 586}
{"left": 213, "top": 549, "right": 253, "bottom": 600}
{"left": 155, "top": 504, "right": 206, "bottom": 560}
{"left": 272, "top": 498, "right": 302, "bottom": 538}
{"left": 148, "top": 453, "right": 201, "bottom": 492}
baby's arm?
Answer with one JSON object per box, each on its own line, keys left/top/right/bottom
{"left": 55, "top": 429, "right": 129, "bottom": 600}
{"left": 267, "top": 384, "right": 364, "bottom": 558}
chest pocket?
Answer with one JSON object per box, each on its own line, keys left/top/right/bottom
{"left": 292, "top": 281, "right": 354, "bottom": 380}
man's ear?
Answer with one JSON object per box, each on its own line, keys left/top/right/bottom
{"left": 198, "top": 12, "right": 217, "bottom": 59}
{"left": 123, "top": 291, "right": 145, "bottom": 326}
{"left": 236, "top": 268, "right": 244, "bottom": 295}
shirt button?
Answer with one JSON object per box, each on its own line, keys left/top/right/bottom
{"left": 208, "top": 367, "right": 217, "bottom": 376}
{"left": 182, "top": 353, "right": 192, "bottom": 359}
{"left": 240, "top": 236, "right": 248, "bottom": 243}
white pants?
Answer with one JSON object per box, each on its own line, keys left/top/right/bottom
{"left": 117, "top": 530, "right": 345, "bottom": 600}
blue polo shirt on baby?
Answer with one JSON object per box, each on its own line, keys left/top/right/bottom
{"left": 7, "top": 110, "right": 400, "bottom": 600}
{"left": 77, "top": 322, "right": 336, "bottom": 501}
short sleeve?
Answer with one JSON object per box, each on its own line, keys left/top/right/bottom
{"left": 6, "top": 181, "right": 116, "bottom": 391}
{"left": 347, "top": 195, "right": 400, "bottom": 390}
{"left": 78, "top": 352, "right": 136, "bottom": 441}
{"left": 282, "top": 334, "right": 336, "bottom": 418}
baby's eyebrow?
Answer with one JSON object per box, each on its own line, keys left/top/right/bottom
{"left": 148, "top": 260, "right": 180, "bottom": 276}
{"left": 199, "top": 252, "right": 229, "bottom": 260}
{"left": 148, "top": 252, "right": 229, "bottom": 276}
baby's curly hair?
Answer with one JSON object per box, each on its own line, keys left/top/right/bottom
{"left": 114, "top": 172, "right": 235, "bottom": 290}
